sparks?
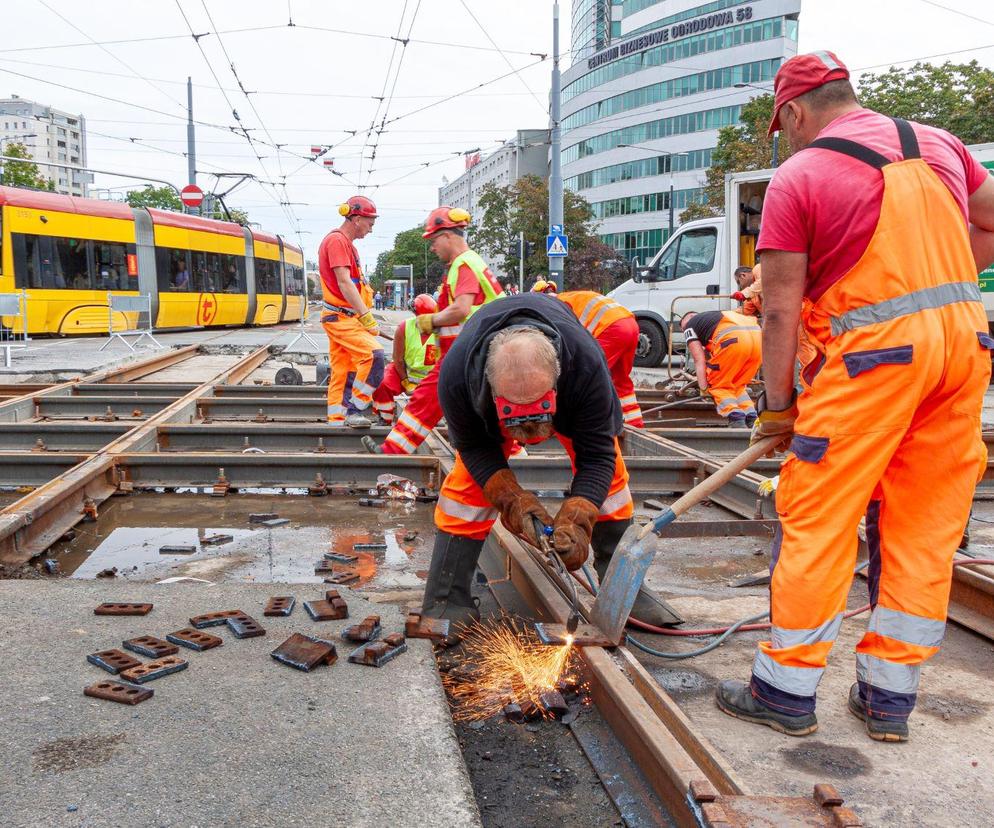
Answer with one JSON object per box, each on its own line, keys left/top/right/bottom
{"left": 443, "top": 617, "right": 579, "bottom": 722}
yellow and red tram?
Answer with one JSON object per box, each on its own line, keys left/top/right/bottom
{"left": 0, "top": 185, "right": 307, "bottom": 335}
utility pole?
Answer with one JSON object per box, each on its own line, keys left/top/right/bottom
{"left": 548, "top": 1, "right": 564, "bottom": 291}
{"left": 518, "top": 230, "right": 525, "bottom": 293}
{"left": 187, "top": 77, "right": 199, "bottom": 215}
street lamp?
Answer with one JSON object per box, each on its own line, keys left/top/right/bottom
{"left": 734, "top": 81, "right": 779, "bottom": 168}
{"left": 618, "top": 144, "right": 688, "bottom": 236}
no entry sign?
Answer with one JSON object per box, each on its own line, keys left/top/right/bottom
{"left": 180, "top": 184, "right": 204, "bottom": 208}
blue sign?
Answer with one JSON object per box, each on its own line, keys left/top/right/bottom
{"left": 546, "top": 232, "right": 568, "bottom": 257}
{"left": 550, "top": 223, "right": 563, "bottom": 234}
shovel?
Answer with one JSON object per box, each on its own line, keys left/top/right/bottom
{"left": 589, "top": 435, "right": 783, "bottom": 645}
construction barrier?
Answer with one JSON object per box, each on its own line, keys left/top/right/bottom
{"left": 98, "top": 292, "right": 162, "bottom": 352}
{"left": 0, "top": 291, "right": 29, "bottom": 368}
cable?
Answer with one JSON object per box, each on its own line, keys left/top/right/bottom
{"left": 916, "top": 0, "right": 994, "bottom": 28}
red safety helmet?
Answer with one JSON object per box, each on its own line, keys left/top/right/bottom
{"left": 531, "top": 279, "right": 557, "bottom": 295}
{"left": 412, "top": 293, "right": 438, "bottom": 315}
{"left": 339, "top": 195, "right": 378, "bottom": 218}
{"left": 423, "top": 206, "right": 471, "bottom": 238}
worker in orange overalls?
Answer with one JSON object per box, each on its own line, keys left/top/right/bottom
{"left": 679, "top": 310, "right": 761, "bottom": 427}
{"left": 532, "top": 280, "right": 644, "bottom": 428}
{"left": 370, "top": 294, "right": 439, "bottom": 425}
{"left": 317, "top": 195, "right": 384, "bottom": 428}
{"left": 362, "top": 206, "right": 505, "bottom": 455}
{"left": 716, "top": 52, "right": 994, "bottom": 742}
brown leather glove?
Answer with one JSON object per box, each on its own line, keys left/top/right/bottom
{"left": 552, "top": 496, "right": 599, "bottom": 571}
{"left": 483, "top": 469, "right": 553, "bottom": 545}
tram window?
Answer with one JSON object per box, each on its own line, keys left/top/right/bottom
{"left": 285, "top": 264, "right": 304, "bottom": 295}
{"left": 93, "top": 242, "right": 131, "bottom": 291}
{"left": 188, "top": 250, "right": 209, "bottom": 292}
{"left": 51, "top": 237, "right": 89, "bottom": 289}
{"left": 256, "top": 258, "right": 280, "bottom": 294}
{"left": 156, "top": 247, "right": 191, "bottom": 292}
{"left": 12, "top": 233, "right": 40, "bottom": 288}
{"left": 218, "top": 253, "right": 245, "bottom": 293}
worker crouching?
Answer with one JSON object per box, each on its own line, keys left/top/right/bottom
{"left": 421, "top": 294, "right": 681, "bottom": 644}
{"left": 370, "top": 294, "right": 439, "bottom": 425}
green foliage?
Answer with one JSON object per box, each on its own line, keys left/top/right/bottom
{"left": 220, "top": 206, "right": 250, "bottom": 226}
{"left": 372, "top": 225, "right": 443, "bottom": 294}
{"left": 126, "top": 184, "right": 182, "bottom": 211}
{"left": 0, "top": 142, "right": 55, "bottom": 190}
{"left": 858, "top": 61, "right": 994, "bottom": 145}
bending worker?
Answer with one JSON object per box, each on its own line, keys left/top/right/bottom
{"left": 532, "top": 280, "right": 644, "bottom": 428}
{"left": 371, "top": 294, "right": 440, "bottom": 425}
{"left": 363, "top": 206, "right": 504, "bottom": 455}
{"left": 318, "top": 195, "right": 384, "bottom": 428}
{"left": 421, "top": 293, "right": 681, "bottom": 639}
{"left": 717, "top": 52, "right": 994, "bottom": 742}
{"left": 679, "top": 310, "right": 761, "bottom": 427}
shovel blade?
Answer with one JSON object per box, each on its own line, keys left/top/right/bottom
{"left": 589, "top": 523, "right": 657, "bottom": 645}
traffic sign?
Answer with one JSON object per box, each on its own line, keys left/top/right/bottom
{"left": 546, "top": 232, "right": 568, "bottom": 257}
{"left": 551, "top": 223, "right": 563, "bottom": 234}
{"left": 180, "top": 184, "right": 204, "bottom": 208}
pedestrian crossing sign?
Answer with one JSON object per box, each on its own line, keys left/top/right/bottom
{"left": 546, "top": 232, "right": 568, "bottom": 257}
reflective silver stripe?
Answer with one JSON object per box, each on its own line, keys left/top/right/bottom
{"left": 623, "top": 409, "right": 642, "bottom": 422}
{"left": 384, "top": 429, "right": 418, "bottom": 453}
{"left": 599, "top": 485, "right": 632, "bottom": 516}
{"left": 398, "top": 410, "right": 431, "bottom": 437}
{"left": 584, "top": 304, "right": 612, "bottom": 334}
{"left": 327, "top": 404, "right": 344, "bottom": 416}
{"left": 752, "top": 650, "right": 823, "bottom": 697}
{"left": 813, "top": 49, "right": 841, "bottom": 71}
{"left": 619, "top": 393, "right": 638, "bottom": 405}
{"left": 830, "top": 282, "right": 982, "bottom": 336}
{"left": 769, "top": 613, "right": 843, "bottom": 649}
{"left": 714, "top": 324, "right": 760, "bottom": 341}
{"left": 436, "top": 494, "right": 498, "bottom": 524}
{"left": 352, "top": 378, "right": 376, "bottom": 397}
{"left": 856, "top": 653, "right": 921, "bottom": 695}
{"left": 438, "top": 325, "right": 462, "bottom": 337}
{"left": 578, "top": 297, "right": 602, "bottom": 326}
{"left": 866, "top": 606, "right": 945, "bottom": 649}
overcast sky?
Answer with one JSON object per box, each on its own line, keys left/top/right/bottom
{"left": 2, "top": 0, "right": 993, "bottom": 264}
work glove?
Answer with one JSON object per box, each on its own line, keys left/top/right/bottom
{"left": 731, "top": 291, "right": 746, "bottom": 302}
{"left": 483, "top": 469, "right": 553, "bottom": 545}
{"left": 552, "top": 496, "right": 599, "bottom": 572}
{"left": 401, "top": 378, "right": 417, "bottom": 394}
{"left": 357, "top": 311, "right": 379, "bottom": 336}
{"left": 414, "top": 313, "right": 436, "bottom": 335}
{"left": 750, "top": 391, "right": 798, "bottom": 455}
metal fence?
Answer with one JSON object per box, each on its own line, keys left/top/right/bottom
{"left": 0, "top": 291, "right": 29, "bottom": 368}
{"left": 98, "top": 293, "right": 163, "bottom": 352}
{"left": 284, "top": 294, "right": 321, "bottom": 352}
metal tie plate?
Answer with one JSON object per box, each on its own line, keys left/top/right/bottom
{"left": 271, "top": 633, "right": 338, "bottom": 671}
{"left": 404, "top": 611, "right": 450, "bottom": 642}
{"left": 84, "top": 679, "right": 153, "bottom": 705}
{"left": 341, "top": 615, "right": 381, "bottom": 643}
{"left": 348, "top": 639, "right": 407, "bottom": 667}
{"left": 303, "top": 597, "right": 348, "bottom": 621}
{"left": 325, "top": 571, "right": 360, "bottom": 586}
{"left": 94, "top": 602, "right": 153, "bottom": 616}
{"left": 86, "top": 648, "right": 143, "bottom": 674}
{"left": 120, "top": 655, "right": 188, "bottom": 683}
{"left": 166, "top": 628, "right": 223, "bottom": 651}
{"left": 122, "top": 636, "right": 179, "bottom": 658}
{"left": 226, "top": 614, "right": 266, "bottom": 639}
{"left": 189, "top": 609, "right": 246, "bottom": 628}
{"left": 263, "top": 596, "right": 296, "bottom": 617}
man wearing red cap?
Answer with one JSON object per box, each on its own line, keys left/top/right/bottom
{"left": 317, "top": 195, "right": 384, "bottom": 428}
{"left": 716, "top": 51, "right": 994, "bottom": 742}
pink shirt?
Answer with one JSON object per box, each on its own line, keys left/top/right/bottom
{"left": 757, "top": 109, "right": 989, "bottom": 302}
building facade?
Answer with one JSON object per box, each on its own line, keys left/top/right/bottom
{"left": 438, "top": 129, "right": 550, "bottom": 215}
{"left": 0, "top": 95, "right": 89, "bottom": 196}
{"left": 563, "top": 0, "right": 800, "bottom": 263}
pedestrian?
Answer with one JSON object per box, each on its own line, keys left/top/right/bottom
{"left": 371, "top": 294, "right": 440, "bottom": 425}
{"left": 716, "top": 51, "right": 994, "bottom": 742}
{"left": 420, "top": 293, "right": 679, "bottom": 642}
{"left": 362, "top": 206, "right": 505, "bottom": 455}
{"left": 680, "top": 310, "right": 761, "bottom": 427}
{"left": 532, "top": 279, "right": 645, "bottom": 428}
{"left": 317, "top": 195, "right": 385, "bottom": 428}
{"left": 374, "top": 290, "right": 383, "bottom": 310}
{"left": 732, "top": 265, "right": 760, "bottom": 314}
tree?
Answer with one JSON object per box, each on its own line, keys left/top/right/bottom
{"left": 126, "top": 184, "right": 182, "bottom": 211}
{"left": 858, "top": 60, "right": 994, "bottom": 145}
{"left": 372, "top": 225, "right": 443, "bottom": 295}
{"left": 0, "top": 142, "right": 55, "bottom": 190}
{"left": 220, "top": 206, "right": 250, "bottom": 226}
{"left": 680, "top": 94, "right": 793, "bottom": 221}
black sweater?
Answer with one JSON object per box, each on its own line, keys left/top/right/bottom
{"left": 438, "top": 293, "right": 623, "bottom": 506}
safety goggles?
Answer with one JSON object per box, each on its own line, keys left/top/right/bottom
{"left": 494, "top": 389, "right": 557, "bottom": 428}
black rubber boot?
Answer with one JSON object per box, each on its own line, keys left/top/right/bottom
{"left": 592, "top": 519, "right": 684, "bottom": 627}
{"left": 421, "top": 531, "right": 483, "bottom": 646}
{"left": 715, "top": 680, "right": 818, "bottom": 737}
{"left": 847, "top": 683, "right": 910, "bottom": 742}
{"left": 361, "top": 435, "right": 383, "bottom": 455}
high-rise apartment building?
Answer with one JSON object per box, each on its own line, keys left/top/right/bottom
{"left": 0, "top": 94, "right": 89, "bottom": 196}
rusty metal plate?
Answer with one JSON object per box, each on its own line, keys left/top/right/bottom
{"left": 534, "top": 622, "right": 617, "bottom": 648}
{"left": 86, "top": 649, "right": 142, "bottom": 674}
{"left": 263, "top": 596, "right": 296, "bottom": 617}
{"left": 352, "top": 543, "right": 386, "bottom": 551}
{"left": 159, "top": 545, "right": 196, "bottom": 554}
{"left": 94, "top": 602, "right": 153, "bottom": 616}
{"left": 325, "top": 571, "right": 360, "bottom": 586}
{"left": 325, "top": 551, "right": 359, "bottom": 564}
{"left": 226, "top": 614, "right": 266, "bottom": 639}
{"left": 249, "top": 512, "right": 279, "bottom": 523}
{"left": 122, "top": 636, "right": 179, "bottom": 658}
{"left": 303, "top": 598, "right": 348, "bottom": 621}
{"left": 271, "top": 633, "right": 338, "bottom": 671}
{"left": 189, "top": 609, "right": 246, "bottom": 628}
{"left": 342, "top": 615, "right": 381, "bottom": 643}
{"left": 166, "top": 628, "right": 223, "bottom": 651}
{"left": 404, "top": 611, "right": 450, "bottom": 642}
{"left": 383, "top": 632, "right": 405, "bottom": 648}
{"left": 120, "top": 655, "right": 188, "bottom": 684}
{"left": 201, "top": 533, "right": 234, "bottom": 546}
{"left": 539, "top": 690, "right": 569, "bottom": 718}
{"left": 314, "top": 559, "right": 336, "bottom": 574}
{"left": 84, "top": 679, "right": 153, "bottom": 705}
{"left": 348, "top": 639, "right": 406, "bottom": 667}
{"left": 259, "top": 518, "right": 290, "bottom": 527}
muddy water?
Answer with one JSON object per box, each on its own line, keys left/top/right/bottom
{"left": 48, "top": 493, "right": 437, "bottom": 589}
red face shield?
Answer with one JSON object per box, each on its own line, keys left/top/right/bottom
{"left": 494, "top": 390, "right": 557, "bottom": 438}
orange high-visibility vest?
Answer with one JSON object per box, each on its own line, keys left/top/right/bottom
{"left": 558, "top": 291, "right": 632, "bottom": 339}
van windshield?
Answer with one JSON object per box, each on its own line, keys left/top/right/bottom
{"left": 650, "top": 227, "right": 717, "bottom": 281}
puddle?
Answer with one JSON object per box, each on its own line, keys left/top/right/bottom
{"left": 917, "top": 691, "right": 990, "bottom": 723}
{"left": 649, "top": 667, "right": 713, "bottom": 698}
{"left": 32, "top": 733, "right": 128, "bottom": 775}
{"left": 780, "top": 741, "right": 872, "bottom": 779}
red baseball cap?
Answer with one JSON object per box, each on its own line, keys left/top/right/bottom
{"left": 768, "top": 51, "right": 850, "bottom": 136}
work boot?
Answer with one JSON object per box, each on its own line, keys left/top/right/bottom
{"left": 592, "top": 519, "right": 684, "bottom": 627}
{"left": 345, "top": 413, "right": 372, "bottom": 429}
{"left": 361, "top": 435, "right": 383, "bottom": 454}
{"left": 847, "top": 683, "right": 909, "bottom": 742}
{"left": 715, "top": 680, "right": 818, "bottom": 737}
{"left": 727, "top": 414, "right": 749, "bottom": 429}
{"left": 421, "top": 531, "right": 484, "bottom": 647}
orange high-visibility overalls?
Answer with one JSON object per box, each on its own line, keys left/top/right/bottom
{"left": 558, "top": 291, "right": 644, "bottom": 428}
{"left": 751, "top": 118, "right": 991, "bottom": 724}
{"left": 703, "top": 312, "right": 762, "bottom": 422}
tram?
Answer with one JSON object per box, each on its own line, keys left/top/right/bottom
{"left": 0, "top": 186, "right": 306, "bottom": 335}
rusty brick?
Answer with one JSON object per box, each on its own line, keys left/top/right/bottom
{"left": 831, "top": 807, "right": 862, "bottom": 827}
{"left": 303, "top": 598, "right": 348, "bottom": 621}
{"left": 271, "top": 633, "right": 338, "bottom": 671}
{"left": 189, "top": 609, "right": 245, "bottom": 628}
{"left": 84, "top": 680, "right": 153, "bottom": 705}
{"left": 201, "top": 534, "right": 234, "bottom": 546}
{"left": 166, "top": 628, "right": 223, "bottom": 651}
{"left": 325, "top": 570, "right": 359, "bottom": 586}
{"left": 348, "top": 638, "right": 406, "bottom": 667}
{"left": 405, "top": 611, "right": 450, "bottom": 642}
{"left": 503, "top": 703, "right": 524, "bottom": 722}
{"left": 122, "top": 636, "right": 179, "bottom": 658}
{"left": 814, "top": 784, "right": 844, "bottom": 808}
{"left": 538, "top": 690, "right": 568, "bottom": 719}
{"left": 86, "top": 649, "right": 142, "bottom": 675}
{"left": 226, "top": 614, "right": 266, "bottom": 639}
{"left": 342, "top": 615, "right": 381, "bottom": 643}
{"left": 383, "top": 632, "right": 405, "bottom": 648}
{"left": 95, "top": 602, "right": 152, "bottom": 616}
{"left": 263, "top": 596, "right": 296, "bottom": 617}
{"left": 249, "top": 513, "right": 278, "bottom": 523}
{"left": 120, "top": 655, "right": 188, "bottom": 684}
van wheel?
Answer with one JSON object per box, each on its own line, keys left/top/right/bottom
{"left": 635, "top": 318, "right": 665, "bottom": 367}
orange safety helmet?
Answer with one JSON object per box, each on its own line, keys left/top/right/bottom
{"left": 423, "top": 206, "right": 471, "bottom": 238}
{"left": 412, "top": 293, "right": 438, "bottom": 315}
{"left": 531, "top": 279, "right": 557, "bottom": 294}
{"left": 339, "top": 195, "right": 378, "bottom": 218}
